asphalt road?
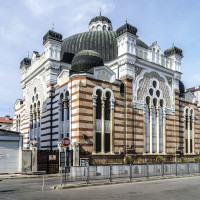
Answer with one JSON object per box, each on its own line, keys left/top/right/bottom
{"left": 1, "top": 176, "right": 200, "bottom": 200}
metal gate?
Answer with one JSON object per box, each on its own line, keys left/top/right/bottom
{"left": 37, "top": 150, "right": 59, "bottom": 174}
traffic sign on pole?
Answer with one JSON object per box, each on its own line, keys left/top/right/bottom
{"left": 62, "top": 137, "right": 71, "bottom": 147}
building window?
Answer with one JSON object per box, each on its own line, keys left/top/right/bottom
{"left": 93, "top": 87, "right": 115, "bottom": 154}
{"left": 184, "top": 108, "right": 195, "bottom": 154}
{"left": 96, "top": 90, "right": 102, "bottom": 119}
{"left": 145, "top": 80, "right": 165, "bottom": 154}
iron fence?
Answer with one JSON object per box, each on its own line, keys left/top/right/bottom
{"left": 60, "top": 162, "right": 200, "bottom": 185}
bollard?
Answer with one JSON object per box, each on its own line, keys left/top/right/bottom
{"left": 129, "top": 164, "right": 132, "bottom": 181}
{"left": 147, "top": 163, "right": 149, "bottom": 178}
{"left": 109, "top": 165, "right": 112, "bottom": 182}
{"left": 175, "top": 162, "right": 178, "bottom": 176}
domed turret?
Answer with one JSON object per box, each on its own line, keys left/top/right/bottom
{"left": 88, "top": 11, "right": 112, "bottom": 31}
{"left": 164, "top": 45, "right": 183, "bottom": 57}
{"left": 116, "top": 21, "right": 137, "bottom": 37}
{"left": 71, "top": 50, "right": 104, "bottom": 74}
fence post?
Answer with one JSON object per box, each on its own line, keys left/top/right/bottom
{"left": 64, "top": 167, "right": 66, "bottom": 184}
{"left": 60, "top": 167, "right": 63, "bottom": 186}
{"left": 109, "top": 165, "right": 112, "bottom": 182}
{"left": 129, "top": 164, "right": 132, "bottom": 181}
{"left": 187, "top": 162, "right": 189, "bottom": 175}
{"left": 175, "top": 162, "right": 178, "bottom": 176}
{"left": 162, "top": 162, "right": 164, "bottom": 177}
{"left": 86, "top": 165, "right": 90, "bottom": 184}
{"left": 147, "top": 163, "right": 149, "bottom": 179}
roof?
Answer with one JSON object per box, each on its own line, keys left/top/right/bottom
{"left": 61, "top": 30, "right": 149, "bottom": 62}
{"left": 116, "top": 22, "right": 137, "bottom": 37}
{"left": 43, "top": 30, "right": 62, "bottom": 44}
{"left": 89, "top": 15, "right": 111, "bottom": 25}
{"left": 61, "top": 31, "right": 117, "bottom": 62}
{"left": 164, "top": 46, "right": 183, "bottom": 57}
{"left": 136, "top": 38, "right": 149, "bottom": 49}
{"left": 0, "top": 117, "right": 13, "bottom": 124}
{"left": 0, "top": 129, "right": 20, "bottom": 137}
{"left": 71, "top": 50, "right": 104, "bottom": 74}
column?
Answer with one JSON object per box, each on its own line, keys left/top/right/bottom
{"left": 58, "top": 142, "right": 65, "bottom": 172}
{"left": 192, "top": 116, "right": 195, "bottom": 154}
{"left": 92, "top": 95, "right": 97, "bottom": 154}
{"left": 188, "top": 115, "right": 190, "bottom": 154}
{"left": 29, "top": 140, "right": 38, "bottom": 171}
{"left": 36, "top": 108, "right": 40, "bottom": 142}
{"left": 101, "top": 97, "right": 106, "bottom": 154}
{"left": 68, "top": 96, "right": 72, "bottom": 150}
{"left": 29, "top": 112, "right": 33, "bottom": 141}
{"left": 72, "top": 142, "right": 79, "bottom": 166}
{"left": 156, "top": 106, "right": 159, "bottom": 154}
{"left": 110, "top": 99, "right": 115, "bottom": 154}
{"left": 163, "top": 111, "right": 166, "bottom": 154}
{"left": 149, "top": 105, "right": 152, "bottom": 154}
{"left": 33, "top": 111, "right": 36, "bottom": 140}
{"left": 58, "top": 100, "right": 63, "bottom": 142}
{"left": 63, "top": 98, "right": 68, "bottom": 138}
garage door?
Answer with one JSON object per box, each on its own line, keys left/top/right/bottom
{"left": 0, "top": 140, "right": 19, "bottom": 173}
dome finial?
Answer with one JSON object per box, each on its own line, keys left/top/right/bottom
{"left": 172, "top": 41, "right": 174, "bottom": 47}
{"left": 27, "top": 51, "right": 29, "bottom": 58}
{"left": 126, "top": 16, "right": 127, "bottom": 23}
{"left": 99, "top": 7, "right": 101, "bottom": 16}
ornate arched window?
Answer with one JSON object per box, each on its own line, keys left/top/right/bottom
{"left": 145, "top": 79, "right": 165, "bottom": 154}
{"left": 184, "top": 108, "right": 195, "bottom": 154}
{"left": 58, "top": 92, "right": 70, "bottom": 140}
{"left": 93, "top": 87, "right": 115, "bottom": 154}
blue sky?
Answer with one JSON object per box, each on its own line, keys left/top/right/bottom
{"left": 0, "top": 0, "right": 200, "bottom": 117}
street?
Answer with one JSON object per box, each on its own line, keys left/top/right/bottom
{"left": 1, "top": 176, "right": 200, "bottom": 200}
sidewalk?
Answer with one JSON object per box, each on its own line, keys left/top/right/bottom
{"left": 0, "top": 171, "right": 60, "bottom": 180}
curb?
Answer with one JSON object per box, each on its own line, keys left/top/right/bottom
{"left": 51, "top": 174, "right": 200, "bottom": 190}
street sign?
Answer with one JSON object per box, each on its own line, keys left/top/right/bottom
{"left": 62, "top": 137, "right": 70, "bottom": 147}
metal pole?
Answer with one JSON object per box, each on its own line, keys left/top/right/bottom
{"left": 64, "top": 167, "right": 66, "bottom": 184}
{"left": 110, "top": 165, "right": 112, "bottom": 182}
{"left": 187, "top": 162, "right": 189, "bottom": 175}
{"left": 147, "top": 163, "right": 149, "bottom": 179}
{"left": 198, "top": 161, "right": 200, "bottom": 174}
{"left": 175, "top": 162, "right": 178, "bottom": 176}
{"left": 61, "top": 167, "right": 63, "bottom": 186}
{"left": 129, "top": 164, "right": 132, "bottom": 181}
{"left": 86, "top": 165, "right": 90, "bottom": 184}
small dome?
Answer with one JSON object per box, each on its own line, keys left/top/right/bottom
{"left": 179, "top": 80, "right": 185, "bottom": 97}
{"left": 116, "top": 22, "right": 137, "bottom": 37}
{"left": 164, "top": 46, "right": 183, "bottom": 57}
{"left": 43, "top": 30, "right": 62, "bottom": 44}
{"left": 136, "top": 39, "right": 148, "bottom": 49}
{"left": 71, "top": 50, "right": 104, "bottom": 73}
{"left": 20, "top": 57, "right": 31, "bottom": 67}
{"left": 89, "top": 15, "right": 111, "bottom": 25}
